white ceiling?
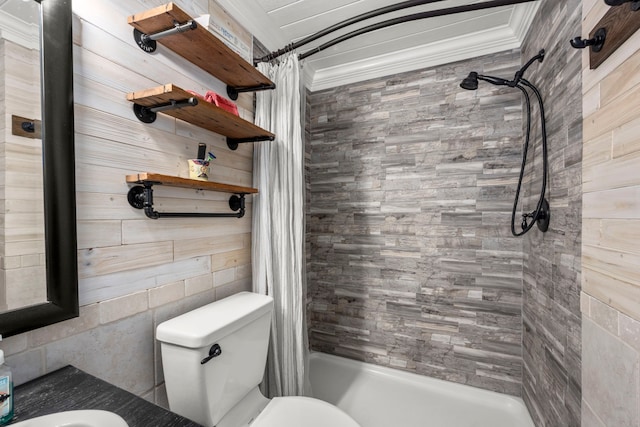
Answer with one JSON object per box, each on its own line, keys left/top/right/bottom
{"left": 216, "top": 0, "right": 540, "bottom": 91}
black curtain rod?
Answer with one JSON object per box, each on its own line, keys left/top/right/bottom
{"left": 256, "top": 0, "right": 539, "bottom": 63}
{"left": 255, "top": 0, "right": 450, "bottom": 64}
{"left": 300, "top": 0, "right": 538, "bottom": 60}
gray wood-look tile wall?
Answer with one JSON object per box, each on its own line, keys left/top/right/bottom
{"left": 520, "top": 0, "right": 582, "bottom": 425}
{"left": 306, "top": 49, "right": 527, "bottom": 396}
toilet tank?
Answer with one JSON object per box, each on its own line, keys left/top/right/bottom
{"left": 156, "top": 292, "right": 274, "bottom": 427}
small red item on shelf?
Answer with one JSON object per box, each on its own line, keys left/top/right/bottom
{"left": 205, "top": 91, "right": 239, "bottom": 116}
{"left": 185, "top": 90, "right": 239, "bottom": 116}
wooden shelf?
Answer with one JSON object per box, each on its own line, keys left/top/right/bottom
{"left": 126, "top": 84, "right": 274, "bottom": 143}
{"left": 128, "top": 3, "right": 273, "bottom": 92}
{"left": 126, "top": 4, "right": 268, "bottom": 219}
{"left": 126, "top": 172, "right": 257, "bottom": 194}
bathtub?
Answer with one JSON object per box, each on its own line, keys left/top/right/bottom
{"left": 308, "top": 352, "right": 535, "bottom": 427}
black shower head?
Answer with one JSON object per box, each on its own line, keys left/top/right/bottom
{"left": 460, "top": 72, "right": 479, "bottom": 90}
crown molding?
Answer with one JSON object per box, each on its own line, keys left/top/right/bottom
{"left": 306, "top": 2, "right": 540, "bottom": 92}
{"left": 0, "top": 9, "right": 39, "bottom": 50}
{"left": 301, "top": 63, "right": 316, "bottom": 91}
{"left": 307, "top": 25, "right": 519, "bottom": 92}
{"left": 510, "top": 2, "right": 540, "bottom": 41}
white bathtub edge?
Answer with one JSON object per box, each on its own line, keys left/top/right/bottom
{"left": 309, "top": 351, "right": 535, "bottom": 427}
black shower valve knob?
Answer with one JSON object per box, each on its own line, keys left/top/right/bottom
{"left": 521, "top": 212, "right": 535, "bottom": 231}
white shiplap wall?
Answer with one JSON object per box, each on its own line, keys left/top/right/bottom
{"left": 581, "top": 0, "right": 640, "bottom": 425}
{"left": 72, "top": 0, "right": 255, "bottom": 305}
{"left": 1, "top": 0, "right": 257, "bottom": 400}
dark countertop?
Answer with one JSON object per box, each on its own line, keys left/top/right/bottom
{"left": 9, "top": 365, "right": 203, "bottom": 426}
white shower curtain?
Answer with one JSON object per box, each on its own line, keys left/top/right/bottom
{"left": 252, "top": 52, "right": 309, "bottom": 397}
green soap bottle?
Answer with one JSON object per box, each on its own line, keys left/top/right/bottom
{"left": 0, "top": 342, "right": 13, "bottom": 425}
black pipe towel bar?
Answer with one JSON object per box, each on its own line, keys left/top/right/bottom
{"left": 127, "top": 183, "right": 247, "bottom": 219}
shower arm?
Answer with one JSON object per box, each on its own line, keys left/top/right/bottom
{"left": 512, "top": 50, "right": 545, "bottom": 86}
{"left": 477, "top": 50, "right": 546, "bottom": 89}
{"left": 477, "top": 75, "right": 512, "bottom": 86}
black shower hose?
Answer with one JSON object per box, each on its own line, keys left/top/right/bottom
{"left": 510, "top": 79, "right": 548, "bottom": 237}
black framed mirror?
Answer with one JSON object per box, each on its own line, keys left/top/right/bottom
{"left": 0, "top": 0, "right": 77, "bottom": 337}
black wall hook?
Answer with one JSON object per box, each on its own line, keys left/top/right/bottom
{"left": 570, "top": 27, "right": 607, "bottom": 52}
{"left": 21, "top": 121, "right": 35, "bottom": 133}
{"left": 605, "top": 0, "right": 640, "bottom": 10}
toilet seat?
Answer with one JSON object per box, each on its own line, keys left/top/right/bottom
{"left": 252, "top": 396, "right": 361, "bottom": 427}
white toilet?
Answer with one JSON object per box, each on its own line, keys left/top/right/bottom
{"left": 156, "top": 291, "right": 361, "bottom": 427}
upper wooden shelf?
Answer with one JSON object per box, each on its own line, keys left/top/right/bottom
{"left": 126, "top": 172, "right": 258, "bottom": 194}
{"left": 126, "top": 84, "right": 274, "bottom": 144}
{"left": 128, "top": 3, "right": 273, "bottom": 93}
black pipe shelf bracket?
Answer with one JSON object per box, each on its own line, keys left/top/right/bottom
{"left": 226, "top": 83, "right": 277, "bottom": 101}
{"left": 227, "top": 135, "right": 275, "bottom": 151}
{"left": 133, "top": 97, "right": 198, "bottom": 123}
{"left": 133, "top": 20, "right": 198, "bottom": 53}
{"left": 127, "top": 183, "right": 247, "bottom": 219}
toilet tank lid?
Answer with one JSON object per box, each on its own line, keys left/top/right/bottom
{"left": 156, "top": 292, "right": 273, "bottom": 348}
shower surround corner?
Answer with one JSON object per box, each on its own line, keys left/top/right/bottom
{"left": 520, "top": 0, "right": 583, "bottom": 425}
{"left": 306, "top": 49, "right": 526, "bottom": 397}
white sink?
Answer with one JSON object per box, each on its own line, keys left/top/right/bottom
{"left": 11, "top": 410, "right": 128, "bottom": 427}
